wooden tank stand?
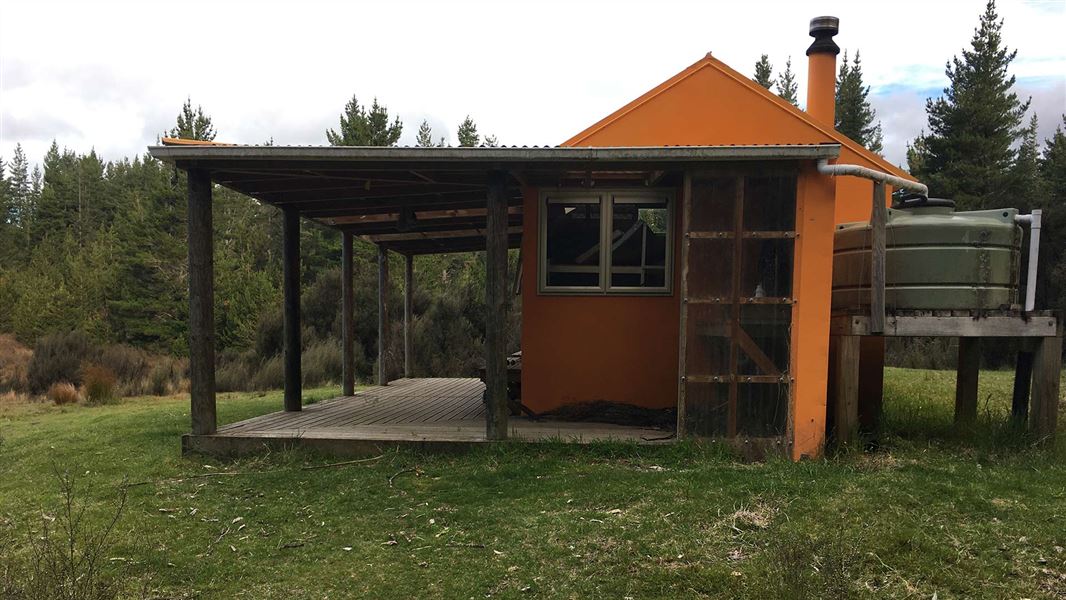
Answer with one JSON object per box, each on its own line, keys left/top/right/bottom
{"left": 828, "top": 310, "right": 1062, "bottom": 447}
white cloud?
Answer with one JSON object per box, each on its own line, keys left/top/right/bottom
{"left": 1, "top": 0, "right": 1062, "bottom": 167}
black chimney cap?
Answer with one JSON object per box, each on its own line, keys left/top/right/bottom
{"left": 807, "top": 16, "right": 840, "bottom": 56}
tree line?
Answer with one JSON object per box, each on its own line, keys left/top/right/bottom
{"left": 0, "top": 97, "right": 511, "bottom": 394}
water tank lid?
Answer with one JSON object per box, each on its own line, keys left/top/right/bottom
{"left": 892, "top": 194, "right": 956, "bottom": 210}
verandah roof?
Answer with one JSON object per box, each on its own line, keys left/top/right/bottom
{"left": 148, "top": 142, "right": 840, "bottom": 255}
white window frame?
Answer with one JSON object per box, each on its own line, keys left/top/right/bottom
{"left": 538, "top": 189, "right": 674, "bottom": 296}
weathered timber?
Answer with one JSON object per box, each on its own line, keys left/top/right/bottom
{"left": 342, "top": 232, "right": 355, "bottom": 396}
{"left": 830, "top": 313, "right": 1059, "bottom": 337}
{"left": 1011, "top": 349, "right": 1034, "bottom": 424}
{"left": 404, "top": 254, "right": 414, "bottom": 379}
{"left": 378, "top": 245, "right": 390, "bottom": 386}
{"left": 283, "top": 207, "right": 302, "bottom": 411}
{"left": 870, "top": 181, "right": 887, "bottom": 333}
{"left": 1030, "top": 335, "right": 1062, "bottom": 439}
{"left": 857, "top": 336, "right": 885, "bottom": 437}
{"left": 954, "top": 337, "right": 980, "bottom": 427}
{"left": 833, "top": 336, "right": 860, "bottom": 447}
{"left": 484, "top": 170, "right": 510, "bottom": 440}
{"left": 187, "top": 169, "right": 217, "bottom": 435}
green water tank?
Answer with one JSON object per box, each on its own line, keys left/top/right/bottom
{"left": 832, "top": 197, "right": 1022, "bottom": 311}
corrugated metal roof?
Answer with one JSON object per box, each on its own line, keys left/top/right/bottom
{"left": 150, "top": 143, "right": 840, "bottom": 163}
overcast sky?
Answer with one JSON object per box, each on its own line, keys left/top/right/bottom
{"left": 1, "top": 0, "right": 1063, "bottom": 170}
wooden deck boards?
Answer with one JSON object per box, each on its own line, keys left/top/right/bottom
{"left": 190, "top": 378, "right": 670, "bottom": 457}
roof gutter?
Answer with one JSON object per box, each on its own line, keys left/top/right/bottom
{"left": 817, "top": 159, "right": 928, "bottom": 196}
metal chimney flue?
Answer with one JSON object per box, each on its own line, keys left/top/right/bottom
{"left": 805, "top": 15, "right": 840, "bottom": 126}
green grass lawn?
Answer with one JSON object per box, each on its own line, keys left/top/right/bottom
{"left": 1, "top": 369, "right": 1064, "bottom": 599}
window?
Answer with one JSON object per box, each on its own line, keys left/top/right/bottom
{"left": 540, "top": 191, "right": 673, "bottom": 294}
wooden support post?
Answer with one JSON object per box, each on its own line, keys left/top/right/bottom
{"left": 377, "top": 245, "right": 389, "bottom": 386}
{"left": 954, "top": 337, "right": 980, "bottom": 427}
{"left": 870, "top": 181, "right": 887, "bottom": 334}
{"left": 404, "top": 254, "right": 414, "bottom": 378}
{"left": 1030, "top": 335, "right": 1062, "bottom": 440}
{"left": 283, "top": 207, "right": 302, "bottom": 412}
{"left": 833, "top": 335, "right": 860, "bottom": 448}
{"left": 1011, "top": 349, "right": 1034, "bottom": 425}
{"left": 857, "top": 336, "right": 885, "bottom": 439}
{"left": 341, "top": 232, "right": 355, "bottom": 397}
{"left": 484, "top": 170, "right": 509, "bottom": 440}
{"left": 187, "top": 169, "right": 216, "bottom": 435}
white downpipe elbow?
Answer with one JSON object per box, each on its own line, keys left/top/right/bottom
{"left": 816, "top": 159, "right": 929, "bottom": 196}
{"left": 1017, "top": 209, "right": 1042, "bottom": 312}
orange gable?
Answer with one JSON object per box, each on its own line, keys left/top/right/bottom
{"left": 564, "top": 53, "right": 910, "bottom": 182}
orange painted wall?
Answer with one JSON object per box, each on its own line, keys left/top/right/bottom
{"left": 521, "top": 54, "right": 912, "bottom": 454}
{"left": 519, "top": 188, "right": 682, "bottom": 413}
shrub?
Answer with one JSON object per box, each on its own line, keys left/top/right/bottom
{"left": 47, "top": 382, "right": 81, "bottom": 405}
{"left": 250, "top": 355, "right": 284, "bottom": 391}
{"left": 147, "top": 356, "right": 188, "bottom": 396}
{"left": 81, "top": 365, "right": 118, "bottom": 406}
{"left": 27, "top": 331, "right": 94, "bottom": 394}
{"left": 0, "top": 335, "right": 31, "bottom": 394}
{"left": 303, "top": 339, "right": 343, "bottom": 387}
{"left": 254, "top": 306, "right": 284, "bottom": 358}
{"left": 216, "top": 350, "right": 255, "bottom": 393}
{"left": 96, "top": 344, "right": 149, "bottom": 384}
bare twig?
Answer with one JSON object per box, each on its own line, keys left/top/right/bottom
{"left": 301, "top": 454, "right": 385, "bottom": 470}
{"left": 389, "top": 467, "right": 418, "bottom": 488}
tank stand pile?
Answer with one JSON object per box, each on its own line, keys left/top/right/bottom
{"left": 827, "top": 310, "right": 1062, "bottom": 447}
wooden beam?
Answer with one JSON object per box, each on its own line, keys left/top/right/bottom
{"left": 283, "top": 207, "right": 302, "bottom": 411}
{"left": 342, "top": 232, "right": 355, "bottom": 396}
{"left": 377, "top": 245, "right": 390, "bottom": 386}
{"left": 187, "top": 169, "right": 216, "bottom": 435}
{"left": 363, "top": 225, "right": 523, "bottom": 244}
{"left": 484, "top": 170, "right": 510, "bottom": 440}
{"left": 1030, "top": 335, "right": 1062, "bottom": 439}
{"left": 302, "top": 195, "right": 524, "bottom": 219}
{"left": 954, "top": 337, "right": 980, "bottom": 427}
{"left": 831, "top": 314, "right": 1059, "bottom": 337}
{"left": 404, "top": 255, "right": 414, "bottom": 379}
{"left": 870, "top": 181, "right": 887, "bottom": 333}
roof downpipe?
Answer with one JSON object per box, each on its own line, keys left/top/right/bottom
{"left": 816, "top": 159, "right": 929, "bottom": 196}
{"left": 806, "top": 16, "right": 840, "bottom": 126}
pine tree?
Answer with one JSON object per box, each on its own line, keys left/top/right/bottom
{"left": 169, "top": 97, "right": 217, "bottom": 141}
{"left": 775, "top": 58, "right": 799, "bottom": 106}
{"left": 753, "top": 54, "right": 775, "bottom": 89}
{"left": 416, "top": 120, "right": 435, "bottom": 147}
{"left": 1012, "top": 114, "right": 1043, "bottom": 210}
{"left": 457, "top": 116, "right": 479, "bottom": 147}
{"left": 835, "top": 50, "right": 884, "bottom": 153}
{"left": 1036, "top": 116, "right": 1066, "bottom": 311}
{"left": 7, "top": 144, "right": 32, "bottom": 228}
{"left": 911, "top": 0, "right": 1029, "bottom": 209}
{"left": 483, "top": 134, "right": 499, "bottom": 148}
{"left": 326, "top": 95, "right": 403, "bottom": 146}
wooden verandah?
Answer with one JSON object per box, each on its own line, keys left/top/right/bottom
{"left": 149, "top": 142, "right": 842, "bottom": 455}
{"left": 182, "top": 378, "right": 669, "bottom": 456}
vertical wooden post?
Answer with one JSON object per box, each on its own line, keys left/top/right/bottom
{"left": 485, "top": 170, "right": 509, "bottom": 440}
{"left": 187, "top": 169, "right": 216, "bottom": 435}
{"left": 1030, "top": 335, "right": 1062, "bottom": 440}
{"left": 283, "top": 207, "right": 302, "bottom": 412}
{"left": 341, "top": 232, "right": 355, "bottom": 397}
{"left": 377, "top": 245, "right": 389, "bottom": 386}
{"left": 856, "top": 337, "right": 886, "bottom": 436}
{"left": 954, "top": 337, "right": 980, "bottom": 427}
{"left": 833, "top": 335, "right": 861, "bottom": 447}
{"left": 404, "top": 254, "right": 414, "bottom": 379}
{"left": 1011, "top": 349, "right": 1034, "bottom": 425}
{"left": 870, "top": 181, "right": 887, "bottom": 334}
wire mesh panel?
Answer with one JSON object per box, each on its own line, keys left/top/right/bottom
{"left": 680, "top": 171, "right": 797, "bottom": 439}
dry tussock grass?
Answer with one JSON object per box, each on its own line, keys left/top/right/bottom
{"left": 0, "top": 334, "right": 31, "bottom": 392}
{"left": 47, "top": 382, "right": 81, "bottom": 405}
